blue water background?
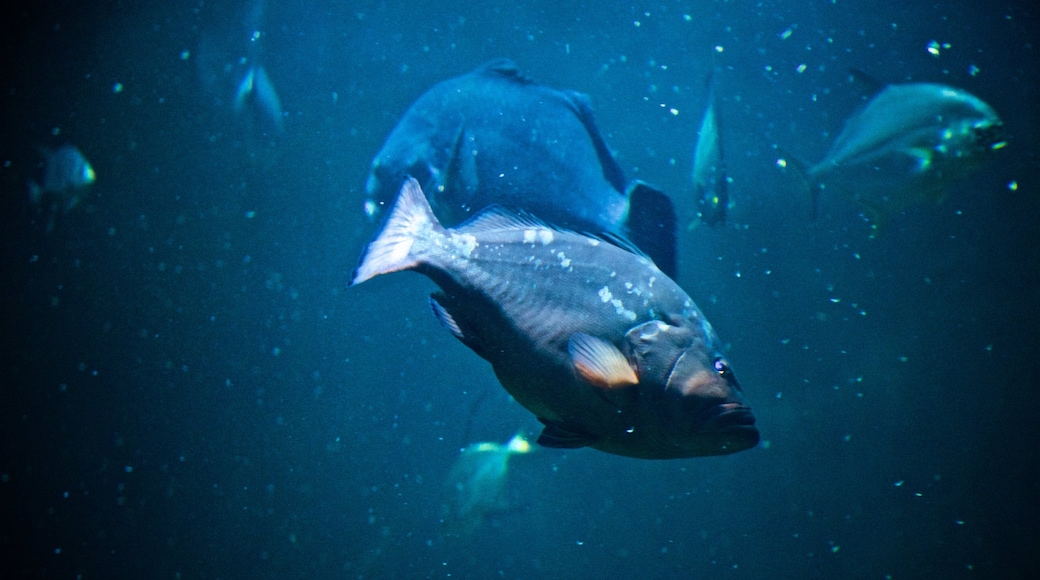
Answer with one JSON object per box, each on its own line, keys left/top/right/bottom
{"left": 1, "top": 1, "right": 1037, "bottom": 577}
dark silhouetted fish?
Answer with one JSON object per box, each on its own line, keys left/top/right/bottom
{"left": 28, "top": 144, "right": 96, "bottom": 233}
{"left": 232, "top": 0, "right": 283, "bottom": 133}
{"left": 352, "top": 178, "right": 758, "bottom": 459}
{"left": 782, "top": 71, "right": 1005, "bottom": 228}
{"left": 365, "top": 59, "right": 677, "bottom": 277}
{"left": 195, "top": 0, "right": 284, "bottom": 135}
{"left": 692, "top": 69, "right": 728, "bottom": 227}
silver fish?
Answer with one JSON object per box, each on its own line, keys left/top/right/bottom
{"left": 692, "top": 70, "right": 728, "bottom": 227}
{"left": 351, "top": 178, "right": 758, "bottom": 459}
{"left": 785, "top": 73, "right": 1005, "bottom": 226}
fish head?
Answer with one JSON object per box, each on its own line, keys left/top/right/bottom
{"left": 625, "top": 319, "right": 758, "bottom": 456}
{"left": 934, "top": 90, "right": 1006, "bottom": 162}
{"left": 964, "top": 116, "right": 1006, "bottom": 156}
{"left": 365, "top": 144, "right": 436, "bottom": 221}
{"left": 365, "top": 119, "right": 476, "bottom": 224}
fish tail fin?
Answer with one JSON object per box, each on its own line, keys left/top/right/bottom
{"left": 625, "top": 181, "right": 677, "bottom": 278}
{"left": 234, "top": 66, "right": 255, "bottom": 113}
{"left": 505, "top": 434, "right": 531, "bottom": 454}
{"left": 775, "top": 148, "right": 818, "bottom": 220}
{"left": 351, "top": 177, "right": 441, "bottom": 285}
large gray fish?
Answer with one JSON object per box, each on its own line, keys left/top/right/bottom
{"left": 784, "top": 72, "right": 1005, "bottom": 226}
{"left": 28, "top": 144, "right": 96, "bottom": 233}
{"left": 351, "top": 178, "right": 758, "bottom": 459}
{"left": 365, "top": 59, "right": 677, "bottom": 277}
{"left": 692, "top": 69, "right": 728, "bottom": 227}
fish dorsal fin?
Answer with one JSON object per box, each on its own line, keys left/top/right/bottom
{"left": 848, "top": 68, "right": 887, "bottom": 101}
{"left": 457, "top": 204, "right": 654, "bottom": 263}
{"left": 536, "top": 418, "right": 598, "bottom": 449}
{"left": 568, "top": 333, "right": 638, "bottom": 389}
{"left": 596, "top": 230, "right": 652, "bottom": 260}
{"left": 480, "top": 58, "right": 535, "bottom": 85}
{"left": 456, "top": 204, "right": 551, "bottom": 233}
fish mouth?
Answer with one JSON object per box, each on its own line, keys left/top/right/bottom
{"left": 693, "top": 402, "right": 757, "bottom": 433}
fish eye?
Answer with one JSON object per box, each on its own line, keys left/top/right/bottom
{"left": 713, "top": 357, "right": 731, "bottom": 377}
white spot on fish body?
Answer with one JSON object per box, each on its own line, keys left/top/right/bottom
{"left": 609, "top": 297, "right": 637, "bottom": 321}
{"left": 523, "top": 229, "right": 537, "bottom": 244}
{"left": 558, "top": 252, "right": 571, "bottom": 269}
{"left": 450, "top": 233, "right": 477, "bottom": 258}
{"left": 587, "top": 238, "right": 600, "bottom": 246}
{"left": 537, "top": 230, "right": 554, "bottom": 245}
{"left": 648, "top": 276, "right": 656, "bottom": 288}
{"left": 598, "top": 286, "right": 613, "bottom": 303}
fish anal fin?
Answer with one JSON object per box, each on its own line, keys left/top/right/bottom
{"left": 429, "top": 293, "right": 485, "bottom": 357}
{"left": 568, "top": 333, "right": 638, "bottom": 389}
{"left": 536, "top": 418, "right": 597, "bottom": 449}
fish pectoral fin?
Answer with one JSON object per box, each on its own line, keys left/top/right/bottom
{"left": 568, "top": 333, "right": 638, "bottom": 389}
{"left": 536, "top": 418, "right": 598, "bottom": 449}
{"left": 442, "top": 124, "right": 478, "bottom": 199}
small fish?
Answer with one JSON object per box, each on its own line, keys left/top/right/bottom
{"left": 365, "top": 59, "right": 678, "bottom": 277}
{"left": 692, "top": 70, "right": 728, "bottom": 227}
{"left": 352, "top": 178, "right": 758, "bottom": 459}
{"left": 783, "top": 71, "right": 1005, "bottom": 227}
{"left": 28, "top": 144, "right": 96, "bottom": 233}
{"left": 441, "top": 434, "right": 531, "bottom": 538}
